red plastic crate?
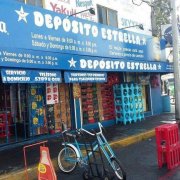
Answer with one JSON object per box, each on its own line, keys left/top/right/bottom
{"left": 155, "top": 123, "right": 179, "bottom": 149}
{"left": 157, "top": 144, "right": 167, "bottom": 168}
{"left": 156, "top": 123, "right": 180, "bottom": 169}
{"left": 167, "top": 144, "right": 180, "bottom": 169}
{"left": 157, "top": 143, "right": 180, "bottom": 170}
{"left": 0, "top": 113, "right": 12, "bottom": 138}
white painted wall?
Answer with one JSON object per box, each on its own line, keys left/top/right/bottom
{"left": 44, "top": 0, "right": 152, "bottom": 34}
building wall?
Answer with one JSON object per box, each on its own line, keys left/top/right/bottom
{"left": 150, "top": 74, "right": 163, "bottom": 115}
{"left": 44, "top": 0, "right": 152, "bottom": 34}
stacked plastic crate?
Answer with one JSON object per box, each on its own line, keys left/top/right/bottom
{"left": 100, "top": 83, "right": 115, "bottom": 121}
{"left": 81, "top": 83, "right": 99, "bottom": 124}
{"left": 133, "top": 84, "right": 144, "bottom": 121}
{"left": 155, "top": 123, "right": 180, "bottom": 170}
{"left": 58, "top": 84, "right": 71, "bottom": 129}
{"left": 96, "top": 73, "right": 119, "bottom": 121}
{"left": 113, "top": 83, "right": 144, "bottom": 125}
{"left": 96, "top": 84, "right": 104, "bottom": 121}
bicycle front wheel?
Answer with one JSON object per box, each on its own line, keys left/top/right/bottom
{"left": 58, "top": 146, "right": 78, "bottom": 173}
{"left": 111, "top": 158, "right": 126, "bottom": 180}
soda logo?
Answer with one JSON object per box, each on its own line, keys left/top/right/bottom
{"left": 0, "top": 21, "right": 7, "bottom": 34}
{"left": 38, "top": 163, "right": 46, "bottom": 174}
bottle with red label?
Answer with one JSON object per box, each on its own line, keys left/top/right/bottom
{"left": 38, "top": 146, "right": 57, "bottom": 180}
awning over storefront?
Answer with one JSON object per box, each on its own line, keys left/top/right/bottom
{"left": 1, "top": 68, "right": 62, "bottom": 83}
{"left": 64, "top": 71, "right": 107, "bottom": 83}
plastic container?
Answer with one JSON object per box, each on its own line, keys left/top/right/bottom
{"left": 162, "top": 95, "right": 171, "bottom": 112}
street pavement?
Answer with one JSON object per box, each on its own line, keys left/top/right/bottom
{"left": 0, "top": 112, "right": 177, "bottom": 180}
{"left": 57, "top": 137, "right": 180, "bottom": 180}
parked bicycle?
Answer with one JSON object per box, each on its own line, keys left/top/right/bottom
{"left": 58, "top": 122, "right": 126, "bottom": 179}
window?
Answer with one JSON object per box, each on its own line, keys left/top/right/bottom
{"left": 17, "top": 0, "right": 43, "bottom": 7}
{"left": 26, "top": 0, "right": 43, "bottom": 7}
{"left": 97, "top": 5, "right": 118, "bottom": 27}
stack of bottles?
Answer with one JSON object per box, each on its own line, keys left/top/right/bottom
{"left": 113, "top": 83, "right": 144, "bottom": 125}
{"left": 155, "top": 123, "right": 180, "bottom": 170}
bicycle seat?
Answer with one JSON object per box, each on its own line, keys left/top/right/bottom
{"left": 65, "top": 132, "right": 77, "bottom": 138}
{"left": 64, "top": 130, "right": 81, "bottom": 139}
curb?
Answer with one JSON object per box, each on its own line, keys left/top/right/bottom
{"left": 0, "top": 129, "right": 155, "bottom": 180}
{"left": 110, "top": 129, "right": 155, "bottom": 148}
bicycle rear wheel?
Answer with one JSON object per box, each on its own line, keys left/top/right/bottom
{"left": 111, "top": 158, "right": 126, "bottom": 180}
{"left": 58, "top": 146, "right": 78, "bottom": 173}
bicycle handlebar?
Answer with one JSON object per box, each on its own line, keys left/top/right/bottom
{"left": 61, "top": 122, "right": 104, "bottom": 138}
{"left": 80, "top": 122, "right": 103, "bottom": 136}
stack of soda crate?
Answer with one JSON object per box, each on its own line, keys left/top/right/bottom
{"left": 96, "top": 84, "right": 104, "bottom": 121}
{"left": 155, "top": 123, "right": 180, "bottom": 170}
{"left": 58, "top": 84, "right": 71, "bottom": 130}
{"left": 113, "top": 83, "right": 144, "bottom": 125}
{"left": 81, "top": 83, "right": 99, "bottom": 124}
{"left": 133, "top": 84, "right": 144, "bottom": 121}
{"left": 100, "top": 83, "right": 115, "bottom": 121}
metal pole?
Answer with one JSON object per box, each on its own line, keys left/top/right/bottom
{"left": 170, "top": 0, "right": 180, "bottom": 120}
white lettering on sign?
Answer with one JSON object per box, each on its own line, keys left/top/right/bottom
{"left": 80, "top": 59, "right": 125, "bottom": 70}
{"left": 101, "top": 28, "right": 143, "bottom": 45}
{"left": 3, "top": 51, "right": 17, "bottom": 57}
{"left": 39, "top": 72, "right": 57, "bottom": 77}
{"left": 6, "top": 77, "right": 30, "bottom": 81}
{"left": 127, "top": 62, "right": 157, "bottom": 70}
{"left": 70, "top": 73, "right": 105, "bottom": 77}
{"left": 33, "top": 11, "right": 98, "bottom": 37}
{"left": 0, "top": 21, "right": 8, "bottom": 34}
{"left": 5, "top": 70, "right": 26, "bottom": 75}
{"left": 35, "top": 77, "right": 60, "bottom": 81}
{"left": 33, "top": 11, "right": 147, "bottom": 46}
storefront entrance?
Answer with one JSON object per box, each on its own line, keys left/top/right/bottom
{"left": 0, "top": 78, "right": 72, "bottom": 147}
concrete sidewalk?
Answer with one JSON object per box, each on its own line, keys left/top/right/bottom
{"left": 0, "top": 113, "right": 176, "bottom": 180}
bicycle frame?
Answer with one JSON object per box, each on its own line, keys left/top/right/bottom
{"left": 59, "top": 123, "right": 126, "bottom": 179}
{"left": 62, "top": 130, "right": 99, "bottom": 167}
{"left": 80, "top": 123, "right": 117, "bottom": 169}
{"left": 96, "top": 132, "right": 116, "bottom": 164}
{"left": 62, "top": 122, "right": 117, "bottom": 170}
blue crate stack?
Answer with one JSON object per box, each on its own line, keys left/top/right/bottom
{"left": 113, "top": 83, "right": 144, "bottom": 125}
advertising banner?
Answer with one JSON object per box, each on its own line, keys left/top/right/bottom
{"left": 46, "top": 83, "right": 59, "bottom": 105}
{"left": 44, "top": 0, "right": 97, "bottom": 22}
{"left": 1, "top": 68, "right": 62, "bottom": 83}
{"left": 29, "top": 84, "right": 44, "bottom": 135}
{"left": 64, "top": 71, "right": 107, "bottom": 83}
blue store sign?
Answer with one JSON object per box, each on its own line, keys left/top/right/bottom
{"left": 0, "top": 47, "right": 173, "bottom": 73}
{"left": 0, "top": 0, "right": 173, "bottom": 73}
{"left": 64, "top": 71, "right": 107, "bottom": 83}
{"left": 1, "top": 0, "right": 154, "bottom": 62}
{"left": 1, "top": 68, "right": 62, "bottom": 83}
